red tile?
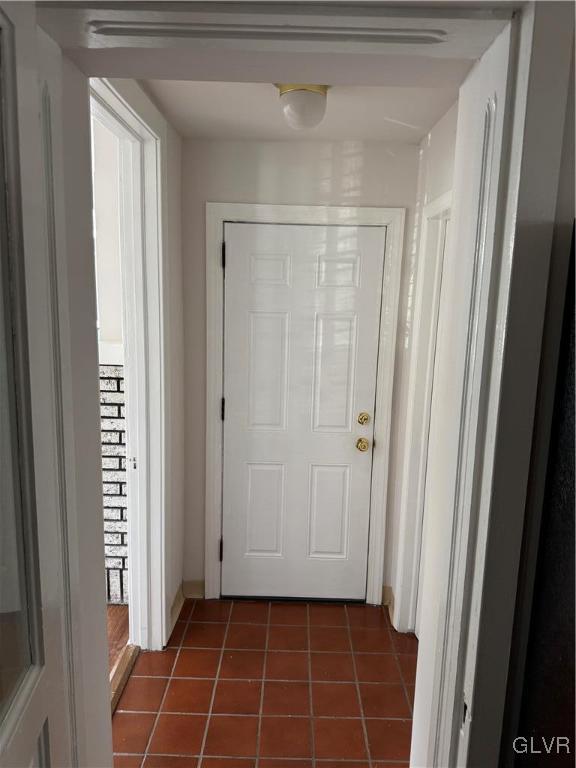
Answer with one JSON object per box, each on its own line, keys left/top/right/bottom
{"left": 143, "top": 758, "right": 198, "bottom": 768}
{"left": 191, "top": 600, "right": 231, "bottom": 622}
{"left": 313, "top": 719, "right": 367, "bottom": 759}
{"left": 355, "top": 654, "right": 401, "bottom": 683}
{"left": 260, "top": 717, "right": 312, "bottom": 758}
{"left": 318, "top": 763, "right": 368, "bottom": 768}
{"left": 268, "top": 625, "right": 308, "bottom": 651}
{"left": 225, "top": 624, "right": 267, "bottom": 650}
{"left": 174, "top": 649, "right": 220, "bottom": 678}
{"left": 365, "top": 719, "right": 412, "bottom": 761}
{"left": 266, "top": 651, "right": 309, "bottom": 680}
{"left": 183, "top": 623, "right": 227, "bottom": 648}
{"left": 346, "top": 605, "right": 388, "bottom": 629}
{"left": 117, "top": 677, "right": 167, "bottom": 712}
{"left": 179, "top": 600, "right": 195, "bottom": 621}
{"left": 390, "top": 630, "right": 418, "bottom": 654}
{"left": 372, "top": 764, "right": 409, "bottom": 768}
{"left": 350, "top": 628, "right": 393, "bottom": 653}
{"left": 260, "top": 762, "right": 312, "bottom": 768}
{"left": 263, "top": 681, "right": 310, "bottom": 715}
{"left": 359, "top": 683, "right": 411, "bottom": 718}
{"left": 398, "top": 654, "right": 417, "bottom": 685}
{"left": 309, "top": 627, "right": 350, "bottom": 652}
{"left": 133, "top": 650, "right": 177, "bottom": 677}
{"left": 309, "top": 604, "right": 347, "bottom": 627}
{"left": 202, "top": 760, "right": 255, "bottom": 768}
{"left": 220, "top": 650, "right": 264, "bottom": 679}
{"left": 148, "top": 714, "right": 207, "bottom": 755}
{"left": 168, "top": 621, "right": 187, "bottom": 647}
{"left": 204, "top": 715, "right": 258, "bottom": 757}
{"left": 112, "top": 712, "right": 156, "bottom": 754}
{"left": 270, "top": 603, "right": 308, "bottom": 625}
{"left": 213, "top": 680, "right": 262, "bottom": 715}
{"left": 310, "top": 653, "right": 354, "bottom": 682}
{"left": 161, "top": 679, "right": 214, "bottom": 713}
{"left": 231, "top": 602, "right": 269, "bottom": 624}
{"left": 311, "top": 682, "right": 360, "bottom": 716}
{"left": 114, "top": 756, "right": 143, "bottom": 768}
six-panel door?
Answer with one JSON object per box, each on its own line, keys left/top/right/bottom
{"left": 222, "top": 222, "right": 386, "bottom": 599}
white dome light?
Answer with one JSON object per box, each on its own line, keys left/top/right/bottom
{"left": 276, "top": 84, "right": 329, "bottom": 130}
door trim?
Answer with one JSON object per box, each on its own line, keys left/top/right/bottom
{"left": 393, "top": 191, "right": 452, "bottom": 632}
{"left": 205, "top": 203, "right": 405, "bottom": 603}
{"left": 90, "top": 78, "right": 167, "bottom": 650}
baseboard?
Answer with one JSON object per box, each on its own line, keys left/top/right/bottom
{"left": 182, "top": 579, "right": 205, "bottom": 599}
{"left": 110, "top": 644, "right": 139, "bottom": 713}
{"left": 382, "top": 585, "right": 394, "bottom": 624}
{"left": 382, "top": 585, "right": 393, "bottom": 605}
{"left": 170, "top": 585, "right": 185, "bottom": 628}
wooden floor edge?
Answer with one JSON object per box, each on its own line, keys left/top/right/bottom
{"left": 110, "top": 644, "right": 140, "bottom": 713}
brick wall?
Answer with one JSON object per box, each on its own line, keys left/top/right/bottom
{"left": 100, "top": 364, "right": 128, "bottom": 603}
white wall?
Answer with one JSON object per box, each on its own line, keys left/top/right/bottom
{"left": 181, "top": 138, "right": 419, "bottom": 582}
{"left": 92, "top": 118, "right": 124, "bottom": 364}
{"left": 384, "top": 104, "right": 458, "bottom": 614}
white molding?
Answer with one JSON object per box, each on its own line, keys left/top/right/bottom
{"left": 205, "top": 202, "right": 405, "bottom": 603}
{"left": 90, "top": 78, "right": 167, "bottom": 650}
{"left": 393, "top": 190, "right": 451, "bottom": 632}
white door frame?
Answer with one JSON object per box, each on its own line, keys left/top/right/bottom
{"left": 90, "top": 78, "right": 167, "bottom": 650}
{"left": 205, "top": 203, "right": 405, "bottom": 604}
{"left": 393, "top": 191, "right": 452, "bottom": 633}
{"left": 31, "top": 4, "right": 573, "bottom": 765}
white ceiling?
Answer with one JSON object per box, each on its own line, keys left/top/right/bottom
{"left": 142, "top": 80, "right": 460, "bottom": 143}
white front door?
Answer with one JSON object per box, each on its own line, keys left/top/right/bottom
{"left": 221, "top": 222, "right": 386, "bottom": 600}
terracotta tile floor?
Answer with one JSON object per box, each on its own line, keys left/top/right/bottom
{"left": 113, "top": 599, "right": 418, "bottom": 768}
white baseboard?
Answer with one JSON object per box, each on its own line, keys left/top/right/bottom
{"left": 182, "top": 580, "right": 205, "bottom": 599}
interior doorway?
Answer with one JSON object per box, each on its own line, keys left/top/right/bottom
{"left": 17, "top": 4, "right": 571, "bottom": 767}
{"left": 90, "top": 96, "right": 137, "bottom": 693}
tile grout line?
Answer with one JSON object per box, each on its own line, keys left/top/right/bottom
{"left": 139, "top": 598, "right": 198, "bottom": 766}
{"left": 255, "top": 602, "right": 271, "bottom": 768}
{"left": 307, "top": 604, "right": 316, "bottom": 768}
{"left": 197, "top": 602, "right": 233, "bottom": 768}
{"left": 345, "top": 604, "right": 372, "bottom": 768}
{"left": 393, "top": 650, "right": 414, "bottom": 718}
{"left": 115, "top": 751, "right": 410, "bottom": 764}
{"left": 387, "top": 613, "right": 416, "bottom": 718}
{"left": 116, "top": 710, "right": 412, "bottom": 721}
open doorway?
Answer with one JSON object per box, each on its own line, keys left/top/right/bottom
{"left": 15, "top": 4, "right": 570, "bottom": 767}
{"left": 91, "top": 93, "right": 137, "bottom": 698}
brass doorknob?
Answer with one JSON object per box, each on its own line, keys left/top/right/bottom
{"left": 358, "top": 412, "right": 370, "bottom": 425}
{"left": 356, "top": 437, "right": 370, "bottom": 452}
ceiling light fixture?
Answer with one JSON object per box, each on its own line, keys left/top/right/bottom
{"left": 276, "top": 84, "right": 330, "bottom": 130}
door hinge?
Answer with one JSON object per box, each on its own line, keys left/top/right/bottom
{"left": 219, "top": 537, "right": 223, "bottom": 562}
{"left": 462, "top": 697, "right": 469, "bottom": 726}
{"left": 221, "top": 241, "right": 226, "bottom": 270}
{"left": 221, "top": 397, "right": 225, "bottom": 420}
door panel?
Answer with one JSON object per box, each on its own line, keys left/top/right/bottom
{"left": 222, "top": 222, "right": 386, "bottom": 600}
{"left": 0, "top": 5, "right": 74, "bottom": 766}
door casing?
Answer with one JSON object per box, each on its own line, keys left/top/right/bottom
{"left": 205, "top": 203, "right": 405, "bottom": 605}
{"left": 393, "top": 191, "right": 452, "bottom": 633}
{"left": 90, "top": 78, "right": 165, "bottom": 651}
{"left": 26, "top": 3, "right": 573, "bottom": 766}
